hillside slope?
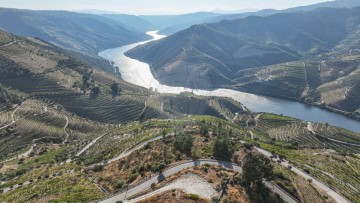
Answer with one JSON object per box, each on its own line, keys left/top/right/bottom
{"left": 127, "top": 7, "right": 360, "bottom": 116}
{"left": 0, "top": 8, "right": 150, "bottom": 54}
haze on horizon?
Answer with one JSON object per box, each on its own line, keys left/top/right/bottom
{"left": 0, "top": 0, "right": 331, "bottom": 15}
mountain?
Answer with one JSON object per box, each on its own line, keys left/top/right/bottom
{"left": 127, "top": 7, "right": 360, "bottom": 115}
{"left": 0, "top": 8, "right": 150, "bottom": 54}
{"left": 140, "top": 12, "right": 222, "bottom": 35}
{"left": 150, "top": 0, "right": 360, "bottom": 36}
{"left": 212, "top": 0, "right": 360, "bottom": 23}
{"left": 101, "top": 14, "right": 158, "bottom": 32}
{"left": 1, "top": 18, "right": 360, "bottom": 203}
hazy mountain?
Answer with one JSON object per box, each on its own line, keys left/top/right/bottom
{"left": 212, "top": 0, "right": 360, "bottom": 22}
{"left": 0, "top": 8, "right": 150, "bottom": 54}
{"left": 149, "top": 0, "right": 360, "bottom": 36}
{"left": 140, "top": 12, "right": 222, "bottom": 35}
{"left": 101, "top": 14, "right": 158, "bottom": 32}
{"left": 127, "top": 7, "right": 360, "bottom": 89}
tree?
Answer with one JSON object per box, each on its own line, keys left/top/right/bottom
{"left": 162, "top": 129, "right": 167, "bottom": 139}
{"left": 139, "top": 113, "right": 145, "bottom": 122}
{"left": 183, "top": 134, "right": 194, "bottom": 155}
{"left": 174, "top": 134, "right": 194, "bottom": 156}
{"left": 213, "top": 138, "right": 235, "bottom": 161}
{"left": 304, "top": 97, "right": 314, "bottom": 105}
{"left": 111, "top": 82, "right": 120, "bottom": 95}
{"left": 242, "top": 152, "right": 274, "bottom": 189}
{"left": 200, "top": 125, "right": 208, "bottom": 136}
{"left": 91, "top": 86, "right": 100, "bottom": 95}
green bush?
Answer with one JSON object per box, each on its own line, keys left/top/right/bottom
{"left": 187, "top": 194, "right": 200, "bottom": 200}
{"left": 114, "top": 179, "right": 125, "bottom": 189}
{"left": 128, "top": 173, "right": 139, "bottom": 183}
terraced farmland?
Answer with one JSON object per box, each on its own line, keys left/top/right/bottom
{"left": 79, "top": 121, "right": 175, "bottom": 165}
{"left": 43, "top": 94, "right": 165, "bottom": 123}
{"left": 161, "top": 94, "right": 246, "bottom": 120}
{"left": 239, "top": 61, "right": 307, "bottom": 100}
{"left": 0, "top": 107, "right": 13, "bottom": 127}
{"left": 256, "top": 114, "right": 360, "bottom": 153}
{"left": 0, "top": 99, "right": 111, "bottom": 161}
{"left": 0, "top": 75, "right": 72, "bottom": 95}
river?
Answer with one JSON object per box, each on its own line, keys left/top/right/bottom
{"left": 99, "top": 31, "right": 360, "bottom": 133}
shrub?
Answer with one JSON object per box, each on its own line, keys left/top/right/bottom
{"left": 157, "top": 163, "right": 166, "bottom": 172}
{"left": 114, "top": 179, "right": 125, "bottom": 189}
{"left": 93, "top": 165, "right": 104, "bottom": 172}
{"left": 303, "top": 168, "right": 311, "bottom": 174}
{"left": 128, "top": 173, "right": 139, "bottom": 183}
{"left": 187, "top": 194, "right": 200, "bottom": 200}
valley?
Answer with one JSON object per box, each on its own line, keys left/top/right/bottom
{"left": 101, "top": 31, "right": 360, "bottom": 133}
{"left": 126, "top": 7, "right": 360, "bottom": 121}
{"left": 0, "top": 1, "right": 360, "bottom": 203}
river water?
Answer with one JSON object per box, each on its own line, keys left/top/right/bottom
{"left": 99, "top": 31, "right": 360, "bottom": 133}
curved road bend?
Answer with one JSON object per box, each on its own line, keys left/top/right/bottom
{"left": 106, "top": 133, "right": 175, "bottom": 164}
{"left": 254, "top": 147, "right": 349, "bottom": 203}
{"left": 86, "top": 133, "right": 176, "bottom": 168}
{"left": 0, "top": 100, "right": 27, "bottom": 130}
{"left": 55, "top": 125, "right": 346, "bottom": 203}
{"left": 99, "top": 159, "right": 297, "bottom": 203}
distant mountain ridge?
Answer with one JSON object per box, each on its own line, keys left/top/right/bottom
{"left": 0, "top": 8, "right": 150, "bottom": 54}
{"left": 159, "top": 0, "right": 360, "bottom": 35}
{"left": 213, "top": 0, "right": 360, "bottom": 23}
{"left": 127, "top": 7, "right": 360, "bottom": 87}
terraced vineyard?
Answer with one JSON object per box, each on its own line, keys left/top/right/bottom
{"left": 43, "top": 94, "right": 165, "bottom": 123}
{"left": 161, "top": 94, "right": 247, "bottom": 120}
{"left": 0, "top": 107, "right": 12, "bottom": 127}
{"left": 79, "top": 121, "right": 176, "bottom": 165}
{"left": 256, "top": 114, "right": 360, "bottom": 153}
{"left": 239, "top": 61, "right": 307, "bottom": 100}
{"left": 0, "top": 99, "right": 111, "bottom": 161}
{"left": 0, "top": 75, "right": 72, "bottom": 95}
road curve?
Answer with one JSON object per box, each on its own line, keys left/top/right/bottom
{"left": 76, "top": 132, "right": 109, "bottom": 156}
{"left": 99, "top": 160, "right": 239, "bottom": 203}
{"left": 0, "top": 101, "right": 25, "bottom": 130}
{"left": 254, "top": 147, "right": 349, "bottom": 203}
{"left": 106, "top": 133, "right": 174, "bottom": 164}
{"left": 98, "top": 159, "right": 297, "bottom": 203}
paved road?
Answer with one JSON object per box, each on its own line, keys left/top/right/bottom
{"left": 99, "top": 160, "right": 240, "bottom": 203}
{"left": 254, "top": 147, "right": 349, "bottom": 203}
{"left": 106, "top": 133, "right": 174, "bottom": 164}
{"left": 76, "top": 132, "right": 109, "bottom": 156}
{"left": 99, "top": 159, "right": 298, "bottom": 203}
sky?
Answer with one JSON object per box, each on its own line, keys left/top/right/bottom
{"left": 0, "top": 0, "right": 331, "bottom": 15}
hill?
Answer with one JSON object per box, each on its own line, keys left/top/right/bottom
{"left": 127, "top": 7, "right": 360, "bottom": 116}
{"left": 0, "top": 8, "right": 150, "bottom": 54}
{"left": 101, "top": 14, "right": 158, "bottom": 32}
{"left": 140, "top": 12, "right": 222, "bottom": 35}
{"left": 212, "top": 0, "right": 360, "bottom": 22}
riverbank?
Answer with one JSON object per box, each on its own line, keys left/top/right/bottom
{"left": 98, "top": 31, "right": 360, "bottom": 133}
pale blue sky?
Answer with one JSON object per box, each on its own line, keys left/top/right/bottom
{"left": 0, "top": 0, "right": 331, "bottom": 15}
